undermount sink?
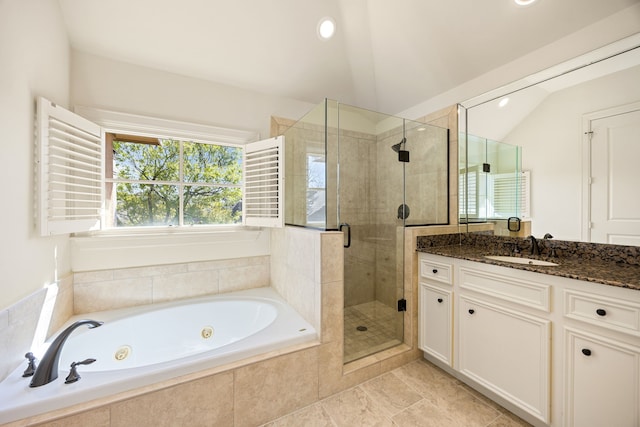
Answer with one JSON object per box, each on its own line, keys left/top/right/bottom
{"left": 484, "top": 255, "right": 559, "bottom": 267}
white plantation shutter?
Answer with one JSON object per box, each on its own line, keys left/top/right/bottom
{"left": 491, "top": 170, "right": 530, "bottom": 219}
{"left": 36, "top": 97, "right": 104, "bottom": 235}
{"left": 243, "top": 136, "right": 284, "bottom": 227}
{"left": 459, "top": 170, "right": 478, "bottom": 217}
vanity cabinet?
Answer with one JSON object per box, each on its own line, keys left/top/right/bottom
{"left": 457, "top": 265, "right": 551, "bottom": 423}
{"left": 459, "top": 295, "right": 550, "bottom": 422}
{"left": 564, "top": 328, "right": 639, "bottom": 427}
{"left": 419, "top": 284, "right": 452, "bottom": 365}
{"left": 418, "top": 253, "right": 551, "bottom": 423}
{"left": 563, "top": 289, "right": 640, "bottom": 427}
{"left": 418, "top": 257, "right": 453, "bottom": 366}
{"left": 418, "top": 252, "right": 640, "bottom": 426}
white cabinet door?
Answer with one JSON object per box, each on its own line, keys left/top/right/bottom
{"left": 459, "top": 295, "right": 550, "bottom": 423}
{"left": 564, "top": 327, "right": 640, "bottom": 427}
{"left": 419, "top": 283, "right": 452, "bottom": 366}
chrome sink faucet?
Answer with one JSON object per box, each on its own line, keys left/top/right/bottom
{"left": 29, "top": 319, "right": 103, "bottom": 387}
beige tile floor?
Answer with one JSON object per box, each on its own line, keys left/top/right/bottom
{"left": 262, "top": 358, "right": 532, "bottom": 427}
{"left": 344, "top": 301, "right": 402, "bottom": 363}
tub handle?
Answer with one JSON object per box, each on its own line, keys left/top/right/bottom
{"left": 339, "top": 223, "right": 351, "bottom": 248}
{"left": 65, "top": 358, "right": 96, "bottom": 384}
{"left": 22, "top": 352, "right": 37, "bottom": 377}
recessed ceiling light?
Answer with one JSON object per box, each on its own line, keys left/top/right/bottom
{"left": 317, "top": 17, "right": 336, "bottom": 40}
{"left": 498, "top": 97, "right": 510, "bottom": 108}
{"left": 514, "top": 0, "right": 537, "bottom": 6}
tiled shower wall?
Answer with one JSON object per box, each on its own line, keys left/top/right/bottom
{"left": 279, "top": 113, "right": 449, "bottom": 314}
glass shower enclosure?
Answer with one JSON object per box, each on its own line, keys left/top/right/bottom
{"left": 282, "top": 99, "right": 449, "bottom": 363}
{"left": 459, "top": 133, "right": 524, "bottom": 224}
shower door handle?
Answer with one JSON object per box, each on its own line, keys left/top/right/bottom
{"left": 339, "top": 223, "right": 351, "bottom": 248}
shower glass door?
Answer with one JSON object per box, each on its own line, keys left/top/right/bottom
{"left": 282, "top": 99, "right": 449, "bottom": 364}
{"left": 333, "top": 102, "right": 407, "bottom": 363}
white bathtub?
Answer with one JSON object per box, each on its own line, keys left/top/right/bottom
{"left": 0, "top": 287, "right": 317, "bottom": 424}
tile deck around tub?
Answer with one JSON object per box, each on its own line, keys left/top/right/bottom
{"left": 262, "top": 358, "right": 532, "bottom": 427}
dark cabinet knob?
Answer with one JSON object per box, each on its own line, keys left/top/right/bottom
{"left": 581, "top": 348, "right": 592, "bottom": 356}
{"left": 437, "top": 298, "right": 443, "bottom": 303}
{"left": 432, "top": 269, "right": 438, "bottom": 274}
{"left": 468, "top": 309, "right": 475, "bottom": 315}
{"left": 596, "top": 308, "right": 607, "bottom": 316}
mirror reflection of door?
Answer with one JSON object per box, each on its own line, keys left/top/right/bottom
{"left": 588, "top": 102, "right": 640, "bottom": 245}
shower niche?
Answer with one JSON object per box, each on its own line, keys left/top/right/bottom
{"left": 281, "top": 99, "right": 449, "bottom": 363}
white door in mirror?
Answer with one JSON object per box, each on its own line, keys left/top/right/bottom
{"left": 589, "top": 106, "right": 640, "bottom": 246}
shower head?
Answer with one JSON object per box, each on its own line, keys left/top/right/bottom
{"left": 391, "top": 138, "right": 406, "bottom": 153}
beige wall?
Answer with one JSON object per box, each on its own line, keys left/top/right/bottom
{"left": 0, "top": 0, "right": 72, "bottom": 380}
{"left": 70, "top": 51, "right": 314, "bottom": 145}
{"left": 0, "top": 0, "right": 71, "bottom": 310}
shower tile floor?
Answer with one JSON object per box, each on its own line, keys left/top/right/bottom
{"left": 262, "top": 358, "right": 532, "bottom": 427}
{"left": 343, "top": 301, "right": 402, "bottom": 363}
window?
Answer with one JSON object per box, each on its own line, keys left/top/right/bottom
{"left": 105, "top": 133, "right": 243, "bottom": 227}
{"left": 459, "top": 169, "right": 478, "bottom": 218}
{"left": 490, "top": 170, "right": 530, "bottom": 219}
{"left": 306, "top": 153, "right": 326, "bottom": 224}
{"left": 37, "top": 102, "right": 283, "bottom": 235}
{"left": 459, "top": 167, "right": 530, "bottom": 220}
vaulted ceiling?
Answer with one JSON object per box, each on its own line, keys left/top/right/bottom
{"left": 58, "top": 0, "right": 639, "bottom": 115}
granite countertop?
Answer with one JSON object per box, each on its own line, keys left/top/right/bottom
{"left": 417, "top": 233, "right": 640, "bottom": 291}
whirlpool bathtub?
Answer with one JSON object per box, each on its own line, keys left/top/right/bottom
{"left": 0, "top": 287, "right": 317, "bottom": 424}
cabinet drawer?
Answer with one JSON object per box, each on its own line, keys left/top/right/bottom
{"left": 564, "top": 289, "right": 640, "bottom": 336}
{"left": 420, "top": 258, "right": 452, "bottom": 285}
{"left": 459, "top": 267, "right": 551, "bottom": 312}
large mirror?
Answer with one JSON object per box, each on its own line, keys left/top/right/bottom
{"left": 460, "top": 33, "right": 640, "bottom": 246}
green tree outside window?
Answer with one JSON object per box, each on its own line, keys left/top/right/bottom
{"left": 110, "top": 139, "right": 242, "bottom": 227}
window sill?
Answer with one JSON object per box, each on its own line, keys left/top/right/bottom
{"left": 73, "top": 225, "right": 260, "bottom": 238}
{"left": 70, "top": 226, "right": 270, "bottom": 272}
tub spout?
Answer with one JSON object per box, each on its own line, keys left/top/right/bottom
{"left": 29, "top": 319, "right": 103, "bottom": 387}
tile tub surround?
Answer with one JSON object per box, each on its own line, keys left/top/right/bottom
{"left": 0, "top": 275, "right": 73, "bottom": 383}
{"left": 5, "top": 343, "right": 320, "bottom": 427}
{"left": 4, "top": 226, "right": 422, "bottom": 426}
{"left": 73, "top": 255, "right": 270, "bottom": 313}
{"left": 417, "top": 233, "right": 640, "bottom": 290}
{"left": 9, "top": 358, "right": 531, "bottom": 427}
